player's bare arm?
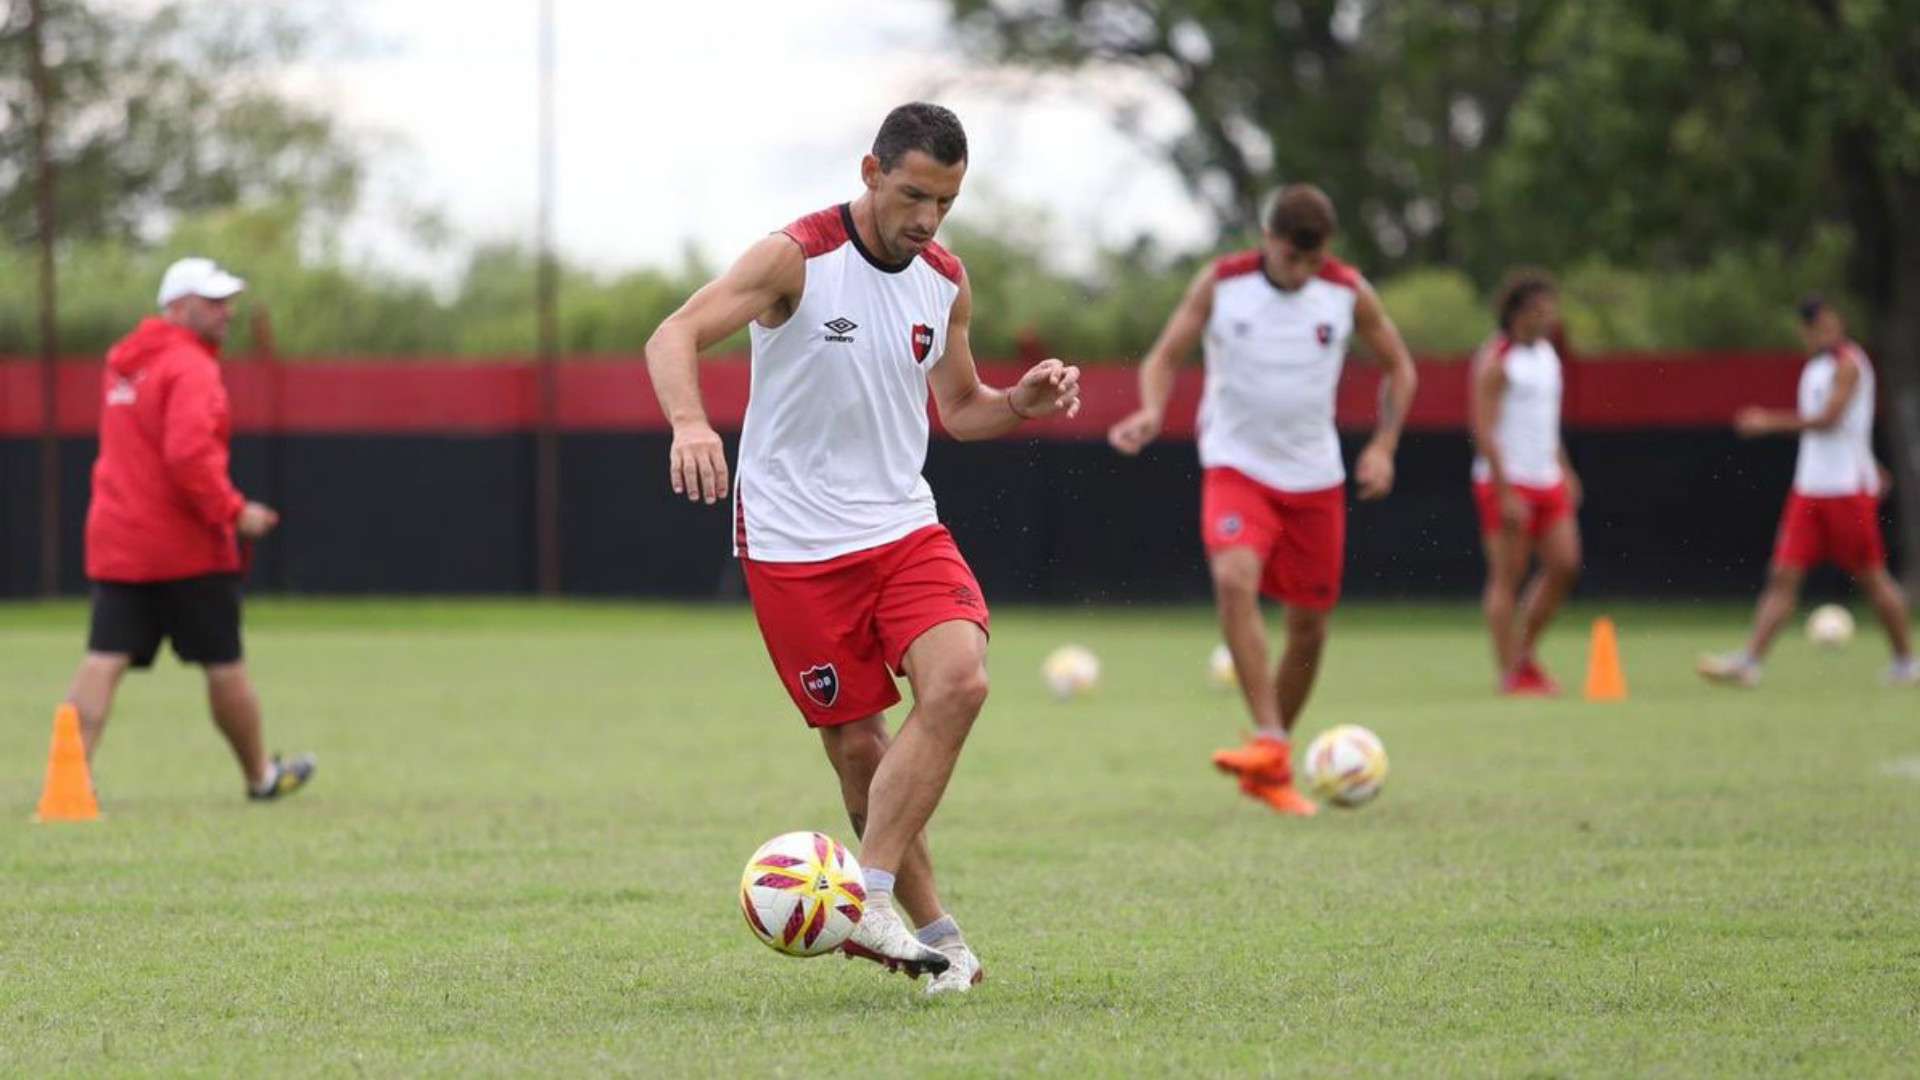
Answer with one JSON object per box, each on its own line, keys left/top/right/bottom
{"left": 1109, "top": 264, "right": 1213, "bottom": 456}
{"left": 928, "top": 268, "right": 1082, "bottom": 440}
{"left": 646, "top": 235, "right": 806, "bottom": 504}
{"left": 1351, "top": 282, "right": 1418, "bottom": 500}
{"left": 1734, "top": 355, "right": 1860, "bottom": 438}
{"left": 1470, "top": 342, "right": 1526, "bottom": 526}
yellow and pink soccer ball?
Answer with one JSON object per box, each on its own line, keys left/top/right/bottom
{"left": 738, "top": 831, "right": 866, "bottom": 956}
{"left": 1302, "top": 724, "right": 1389, "bottom": 808}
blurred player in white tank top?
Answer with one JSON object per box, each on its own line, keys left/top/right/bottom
{"left": 645, "top": 104, "right": 1084, "bottom": 992}
{"left": 1699, "top": 296, "right": 1915, "bottom": 688}
{"left": 1470, "top": 270, "right": 1582, "bottom": 695}
{"left": 1109, "top": 184, "right": 1419, "bottom": 816}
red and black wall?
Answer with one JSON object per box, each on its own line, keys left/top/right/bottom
{"left": 1, "top": 354, "right": 1896, "bottom": 599}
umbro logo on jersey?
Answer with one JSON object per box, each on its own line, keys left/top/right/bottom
{"left": 823, "top": 317, "right": 858, "bottom": 343}
{"left": 911, "top": 323, "right": 935, "bottom": 363}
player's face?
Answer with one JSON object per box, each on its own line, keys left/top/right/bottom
{"left": 1516, "top": 293, "right": 1560, "bottom": 341}
{"left": 862, "top": 150, "right": 966, "bottom": 263}
{"left": 1262, "top": 235, "right": 1325, "bottom": 290}
{"left": 172, "top": 295, "right": 235, "bottom": 344}
{"left": 1799, "top": 307, "right": 1843, "bottom": 352}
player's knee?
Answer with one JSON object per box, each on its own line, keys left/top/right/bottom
{"left": 1210, "top": 561, "right": 1261, "bottom": 603}
{"left": 1287, "top": 611, "right": 1330, "bottom": 651}
{"left": 923, "top": 663, "right": 990, "bottom": 721}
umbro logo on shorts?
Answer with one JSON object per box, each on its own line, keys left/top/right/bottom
{"left": 799, "top": 663, "right": 840, "bottom": 708}
{"left": 823, "top": 317, "right": 858, "bottom": 343}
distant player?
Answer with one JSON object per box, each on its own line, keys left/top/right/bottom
{"left": 1109, "top": 184, "right": 1418, "bottom": 816}
{"left": 64, "top": 257, "right": 315, "bottom": 801}
{"left": 1698, "top": 296, "right": 1916, "bottom": 687}
{"left": 645, "top": 104, "right": 1081, "bottom": 994}
{"left": 1470, "top": 270, "right": 1581, "bottom": 694}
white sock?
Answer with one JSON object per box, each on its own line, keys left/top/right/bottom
{"left": 863, "top": 867, "right": 896, "bottom": 900}
{"left": 251, "top": 761, "right": 279, "bottom": 795}
{"left": 1255, "top": 729, "right": 1287, "bottom": 745}
{"left": 915, "top": 914, "right": 961, "bottom": 947}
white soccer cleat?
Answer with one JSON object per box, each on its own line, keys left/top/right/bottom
{"left": 1887, "top": 657, "right": 1920, "bottom": 688}
{"left": 923, "top": 940, "right": 984, "bottom": 997}
{"left": 841, "top": 898, "right": 950, "bottom": 978}
{"left": 1696, "top": 652, "right": 1761, "bottom": 688}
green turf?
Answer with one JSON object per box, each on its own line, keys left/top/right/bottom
{"left": 2, "top": 599, "right": 1916, "bottom": 1077}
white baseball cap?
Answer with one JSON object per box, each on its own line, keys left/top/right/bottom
{"left": 157, "top": 257, "right": 246, "bottom": 308}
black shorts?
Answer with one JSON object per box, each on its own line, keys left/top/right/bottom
{"left": 87, "top": 574, "right": 244, "bottom": 668}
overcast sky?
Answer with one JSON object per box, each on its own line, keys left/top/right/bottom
{"left": 250, "top": 0, "right": 1216, "bottom": 279}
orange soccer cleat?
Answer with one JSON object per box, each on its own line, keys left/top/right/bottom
{"left": 1211, "top": 733, "right": 1293, "bottom": 785}
{"left": 1238, "top": 775, "right": 1320, "bottom": 817}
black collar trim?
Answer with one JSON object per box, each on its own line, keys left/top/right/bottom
{"left": 841, "top": 203, "right": 914, "bottom": 275}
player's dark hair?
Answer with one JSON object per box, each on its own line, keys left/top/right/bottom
{"left": 1495, "top": 268, "right": 1557, "bottom": 332}
{"left": 1796, "top": 294, "right": 1828, "bottom": 325}
{"left": 1263, "top": 184, "right": 1339, "bottom": 251}
{"left": 872, "top": 103, "right": 968, "bottom": 171}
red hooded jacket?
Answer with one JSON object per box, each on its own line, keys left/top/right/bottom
{"left": 85, "top": 318, "right": 247, "bottom": 582}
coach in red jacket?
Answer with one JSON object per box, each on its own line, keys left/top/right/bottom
{"left": 64, "top": 257, "right": 315, "bottom": 802}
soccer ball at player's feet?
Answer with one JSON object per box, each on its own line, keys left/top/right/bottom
{"left": 1302, "top": 725, "right": 1389, "bottom": 808}
{"left": 1041, "top": 644, "right": 1101, "bottom": 700}
{"left": 739, "top": 831, "right": 866, "bottom": 957}
{"left": 1807, "top": 604, "right": 1855, "bottom": 649}
{"left": 1207, "top": 643, "right": 1238, "bottom": 690}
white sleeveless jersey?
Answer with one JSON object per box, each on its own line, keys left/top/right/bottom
{"left": 1793, "top": 342, "right": 1878, "bottom": 496}
{"left": 1197, "top": 251, "right": 1361, "bottom": 492}
{"left": 734, "top": 204, "right": 963, "bottom": 562}
{"left": 1471, "top": 335, "right": 1563, "bottom": 487}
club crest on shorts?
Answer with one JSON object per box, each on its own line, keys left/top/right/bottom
{"left": 1218, "top": 513, "right": 1244, "bottom": 539}
{"left": 1315, "top": 323, "right": 1334, "bottom": 346}
{"left": 911, "top": 323, "right": 935, "bottom": 363}
{"left": 799, "top": 663, "right": 840, "bottom": 709}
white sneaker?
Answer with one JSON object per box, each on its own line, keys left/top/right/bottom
{"left": 1887, "top": 658, "right": 1920, "bottom": 687}
{"left": 923, "top": 940, "right": 983, "bottom": 997}
{"left": 1696, "top": 652, "right": 1761, "bottom": 688}
{"left": 841, "top": 898, "right": 950, "bottom": 978}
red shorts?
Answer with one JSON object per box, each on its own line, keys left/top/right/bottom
{"left": 1200, "top": 468, "right": 1345, "bottom": 611}
{"left": 742, "top": 524, "right": 989, "bottom": 727}
{"left": 1473, "top": 479, "right": 1574, "bottom": 540}
{"left": 1772, "top": 493, "right": 1886, "bottom": 574}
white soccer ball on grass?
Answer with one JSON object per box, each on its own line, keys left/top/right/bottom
{"left": 1041, "top": 644, "right": 1101, "bottom": 700}
{"left": 1806, "top": 604, "right": 1855, "bottom": 649}
{"left": 1302, "top": 724, "right": 1389, "bottom": 809}
{"left": 739, "top": 831, "right": 865, "bottom": 957}
{"left": 1208, "top": 643, "right": 1238, "bottom": 690}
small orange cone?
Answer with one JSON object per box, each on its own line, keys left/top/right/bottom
{"left": 33, "top": 704, "right": 100, "bottom": 823}
{"left": 1584, "top": 617, "right": 1628, "bottom": 702}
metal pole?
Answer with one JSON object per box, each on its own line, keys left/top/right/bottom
{"left": 534, "top": 0, "right": 562, "bottom": 595}
{"left": 27, "top": 0, "right": 61, "bottom": 597}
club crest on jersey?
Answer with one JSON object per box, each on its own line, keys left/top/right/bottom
{"left": 911, "top": 323, "right": 935, "bottom": 363}
{"left": 1315, "top": 323, "right": 1334, "bottom": 346}
{"left": 823, "top": 317, "right": 858, "bottom": 343}
{"left": 799, "top": 663, "right": 840, "bottom": 708}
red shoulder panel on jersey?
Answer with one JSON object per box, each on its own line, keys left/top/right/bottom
{"left": 1316, "top": 256, "right": 1364, "bottom": 290}
{"left": 780, "top": 206, "right": 850, "bottom": 258}
{"left": 1213, "top": 250, "right": 1264, "bottom": 280}
{"left": 1482, "top": 334, "right": 1514, "bottom": 368}
{"left": 920, "top": 240, "right": 964, "bottom": 285}
{"left": 1834, "top": 340, "right": 1866, "bottom": 370}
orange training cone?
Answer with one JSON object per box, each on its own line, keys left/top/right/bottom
{"left": 34, "top": 704, "right": 100, "bottom": 823}
{"left": 1584, "top": 617, "right": 1628, "bottom": 702}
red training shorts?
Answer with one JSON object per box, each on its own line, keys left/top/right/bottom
{"left": 1472, "top": 479, "right": 1574, "bottom": 541}
{"left": 1200, "top": 468, "right": 1345, "bottom": 611}
{"left": 742, "top": 524, "right": 990, "bottom": 727}
{"left": 1772, "top": 492, "right": 1886, "bottom": 574}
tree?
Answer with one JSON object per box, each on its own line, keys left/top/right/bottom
{"left": 1491, "top": 0, "right": 1920, "bottom": 578}
{"left": 945, "top": 0, "right": 1560, "bottom": 278}
{"left": 0, "top": 0, "right": 362, "bottom": 247}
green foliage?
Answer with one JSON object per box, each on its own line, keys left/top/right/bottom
{"left": 1375, "top": 268, "right": 1488, "bottom": 356}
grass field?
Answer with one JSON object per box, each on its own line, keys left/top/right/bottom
{"left": 2, "top": 599, "right": 1917, "bottom": 1077}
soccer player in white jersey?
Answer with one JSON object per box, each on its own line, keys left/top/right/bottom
{"left": 1109, "top": 184, "right": 1418, "bottom": 816}
{"left": 1699, "top": 296, "right": 1916, "bottom": 687}
{"left": 1470, "top": 270, "right": 1582, "bottom": 695}
{"left": 645, "top": 104, "right": 1082, "bottom": 994}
